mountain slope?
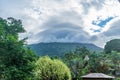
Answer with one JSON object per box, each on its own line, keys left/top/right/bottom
{"left": 29, "top": 42, "right": 103, "bottom": 57}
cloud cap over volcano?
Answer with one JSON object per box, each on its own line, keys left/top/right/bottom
{"left": 0, "top": 0, "right": 120, "bottom": 48}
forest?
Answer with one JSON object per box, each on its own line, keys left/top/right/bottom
{"left": 0, "top": 17, "right": 120, "bottom": 80}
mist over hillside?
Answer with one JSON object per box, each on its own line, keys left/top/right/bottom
{"left": 29, "top": 42, "right": 103, "bottom": 57}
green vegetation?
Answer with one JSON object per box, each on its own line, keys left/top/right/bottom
{"left": 63, "top": 46, "right": 120, "bottom": 79}
{"left": 0, "top": 17, "right": 37, "bottom": 80}
{"left": 34, "top": 56, "right": 71, "bottom": 80}
{"left": 1, "top": 17, "right": 120, "bottom": 80}
{"left": 29, "top": 42, "right": 103, "bottom": 57}
{"left": 104, "top": 39, "right": 120, "bottom": 53}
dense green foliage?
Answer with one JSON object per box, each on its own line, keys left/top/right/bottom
{"left": 34, "top": 56, "right": 71, "bottom": 80}
{"left": 63, "top": 47, "right": 90, "bottom": 80}
{"left": 0, "top": 17, "right": 37, "bottom": 80}
{"left": 1, "top": 17, "right": 120, "bottom": 80}
{"left": 29, "top": 42, "right": 103, "bottom": 57}
{"left": 63, "top": 47, "right": 120, "bottom": 80}
{"left": 104, "top": 39, "right": 120, "bottom": 53}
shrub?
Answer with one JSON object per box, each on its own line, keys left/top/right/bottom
{"left": 34, "top": 56, "right": 71, "bottom": 80}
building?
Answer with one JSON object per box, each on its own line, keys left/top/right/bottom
{"left": 81, "top": 73, "right": 115, "bottom": 80}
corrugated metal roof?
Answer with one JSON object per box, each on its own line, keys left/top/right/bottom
{"left": 81, "top": 73, "right": 115, "bottom": 78}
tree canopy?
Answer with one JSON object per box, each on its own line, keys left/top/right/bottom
{"left": 104, "top": 39, "right": 120, "bottom": 53}
{"left": 35, "top": 56, "right": 71, "bottom": 80}
{"left": 0, "top": 17, "right": 37, "bottom": 80}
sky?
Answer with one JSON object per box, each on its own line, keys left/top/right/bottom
{"left": 0, "top": 0, "right": 120, "bottom": 48}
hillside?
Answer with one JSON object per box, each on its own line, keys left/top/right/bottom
{"left": 29, "top": 42, "right": 103, "bottom": 57}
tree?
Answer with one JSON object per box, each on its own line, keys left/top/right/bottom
{"left": 104, "top": 39, "right": 120, "bottom": 53}
{"left": 63, "top": 47, "right": 90, "bottom": 80}
{"left": 0, "top": 17, "right": 37, "bottom": 80}
{"left": 34, "top": 56, "right": 71, "bottom": 80}
{"left": 89, "top": 52, "right": 110, "bottom": 73}
{"left": 108, "top": 51, "right": 120, "bottom": 76}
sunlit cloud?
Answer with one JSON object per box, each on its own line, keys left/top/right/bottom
{"left": 0, "top": 0, "right": 120, "bottom": 48}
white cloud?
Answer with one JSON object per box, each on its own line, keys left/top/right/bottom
{"left": 0, "top": 0, "right": 120, "bottom": 48}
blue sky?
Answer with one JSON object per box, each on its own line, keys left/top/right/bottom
{"left": 0, "top": 0, "right": 120, "bottom": 48}
{"left": 92, "top": 16, "right": 115, "bottom": 32}
{"left": 92, "top": 17, "right": 114, "bottom": 28}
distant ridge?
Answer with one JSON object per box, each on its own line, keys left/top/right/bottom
{"left": 29, "top": 42, "right": 103, "bottom": 57}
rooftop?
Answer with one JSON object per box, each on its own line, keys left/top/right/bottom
{"left": 81, "top": 73, "right": 115, "bottom": 78}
